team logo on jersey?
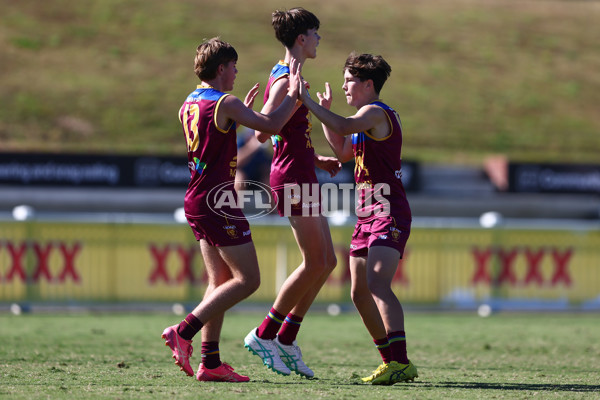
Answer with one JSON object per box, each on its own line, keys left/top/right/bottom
{"left": 354, "top": 152, "right": 371, "bottom": 181}
{"left": 390, "top": 227, "right": 401, "bottom": 242}
{"left": 223, "top": 224, "right": 239, "bottom": 239}
{"left": 287, "top": 193, "right": 301, "bottom": 205}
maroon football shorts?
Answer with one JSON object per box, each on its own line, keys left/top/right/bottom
{"left": 187, "top": 209, "right": 252, "bottom": 247}
{"left": 272, "top": 183, "right": 321, "bottom": 217}
{"left": 349, "top": 215, "right": 410, "bottom": 258}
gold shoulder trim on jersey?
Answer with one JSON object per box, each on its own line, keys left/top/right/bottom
{"left": 269, "top": 74, "right": 290, "bottom": 92}
{"left": 363, "top": 103, "right": 393, "bottom": 141}
{"left": 214, "top": 94, "right": 234, "bottom": 133}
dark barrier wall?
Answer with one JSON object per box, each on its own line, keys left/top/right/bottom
{"left": 0, "top": 153, "right": 189, "bottom": 188}
{"left": 509, "top": 162, "right": 600, "bottom": 194}
{"left": 0, "top": 153, "right": 420, "bottom": 192}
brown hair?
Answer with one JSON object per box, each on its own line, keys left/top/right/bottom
{"left": 272, "top": 8, "right": 320, "bottom": 49}
{"left": 344, "top": 53, "right": 391, "bottom": 94}
{"left": 194, "top": 37, "right": 238, "bottom": 81}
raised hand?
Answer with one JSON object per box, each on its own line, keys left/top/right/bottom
{"left": 288, "top": 57, "right": 302, "bottom": 98}
{"left": 244, "top": 83, "right": 260, "bottom": 109}
{"left": 316, "top": 82, "right": 332, "bottom": 110}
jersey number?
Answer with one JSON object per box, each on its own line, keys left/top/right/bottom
{"left": 181, "top": 103, "right": 200, "bottom": 152}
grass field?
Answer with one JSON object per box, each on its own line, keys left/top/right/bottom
{"left": 1, "top": 310, "right": 599, "bottom": 399}
{"left": 1, "top": 0, "right": 600, "bottom": 164}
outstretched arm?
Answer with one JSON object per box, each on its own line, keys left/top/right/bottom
{"left": 222, "top": 59, "right": 301, "bottom": 134}
{"left": 299, "top": 80, "right": 383, "bottom": 137}
{"left": 254, "top": 67, "right": 303, "bottom": 143}
{"left": 315, "top": 82, "right": 354, "bottom": 163}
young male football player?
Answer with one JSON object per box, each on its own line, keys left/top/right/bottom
{"left": 162, "top": 37, "right": 301, "bottom": 382}
{"left": 298, "top": 52, "right": 418, "bottom": 385}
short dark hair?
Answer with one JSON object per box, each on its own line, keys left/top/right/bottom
{"left": 194, "top": 37, "right": 238, "bottom": 81}
{"left": 344, "top": 53, "right": 391, "bottom": 94}
{"left": 272, "top": 8, "right": 320, "bottom": 49}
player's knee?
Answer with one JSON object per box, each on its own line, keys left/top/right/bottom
{"left": 250, "top": 274, "right": 261, "bottom": 292}
{"left": 243, "top": 274, "right": 261, "bottom": 294}
{"left": 350, "top": 289, "right": 359, "bottom": 305}
{"left": 369, "top": 285, "right": 395, "bottom": 302}
{"left": 304, "top": 261, "right": 327, "bottom": 278}
{"left": 350, "top": 286, "right": 370, "bottom": 305}
{"left": 367, "top": 280, "right": 392, "bottom": 300}
{"left": 326, "top": 253, "right": 337, "bottom": 273}
{"left": 306, "top": 251, "right": 336, "bottom": 276}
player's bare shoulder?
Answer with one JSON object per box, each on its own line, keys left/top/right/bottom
{"left": 267, "top": 76, "right": 291, "bottom": 106}
{"left": 215, "top": 94, "right": 245, "bottom": 129}
{"left": 359, "top": 104, "right": 390, "bottom": 139}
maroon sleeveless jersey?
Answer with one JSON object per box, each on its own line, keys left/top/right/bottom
{"left": 352, "top": 101, "right": 412, "bottom": 225}
{"left": 264, "top": 61, "right": 318, "bottom": 190}
{"left": 179, "top": 85, "right": 239, "bottom": 218}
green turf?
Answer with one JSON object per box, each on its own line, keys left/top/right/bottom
{"left": 0, "top": 310, "right": 599, "bottom": 399}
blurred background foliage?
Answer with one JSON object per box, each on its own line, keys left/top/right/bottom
{"left": 1, "top": 0, "right": 599, "bottom": 165}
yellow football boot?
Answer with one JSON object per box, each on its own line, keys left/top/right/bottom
{"left": 371, "top": 360, "right": 418, "bottom": 385}
{"left": 361, "top": 362, "right": 387, "bottom": 383}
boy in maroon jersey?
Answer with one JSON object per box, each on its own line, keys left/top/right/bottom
{"left": 161, "top": 37, "right": 301, "bottom": 382}
{"left": 244, "top": 8, "right": 341, "bottom": 378}
{"left": 297, "top": 52, "right": 418, "bottom": 385}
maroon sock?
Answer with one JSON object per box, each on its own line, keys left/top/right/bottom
{"left": 277, "top": 314, "right": 303, "bottom": 345}
{"left": 177, "top": 313, "right": 203, "bottom": 341}
{"left": 201, "top": 341, "right": 221, "bottom": 369}
{"left": 388, "top": 330, "right": 409, "bottom": 364}
{"left": 374, "top": 337, "right": 392, "bottom": 364}
{"left": 257, "top": 308, "right": 285, "bottom": 340}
